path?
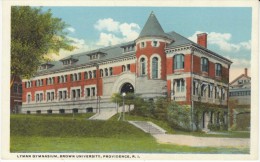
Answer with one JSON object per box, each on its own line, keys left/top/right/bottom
{"left": 153, "top": 134, "right": 250, "bottom": 148}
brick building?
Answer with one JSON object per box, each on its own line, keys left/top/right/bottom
{"left": 10, "top": 75, "right": 22, "bottom": 113}
{"left": 229, "top": 68, "right": 251, "bottom": 130}
{"left": 22, "top": 12, "right": 232, "bottom": 130}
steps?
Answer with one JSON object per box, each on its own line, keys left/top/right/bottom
{"left": 128, "top": 121, "right": 166, "bottom": 134}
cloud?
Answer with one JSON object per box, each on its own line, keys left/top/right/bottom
{"left": 94, "top": 18, "right": 120, "bottom": 32}
{"left": 188, "top": 31, "right": 251, "bottom": 52}
{"left": 94, "top": 18, "right": 140, "bottom": 46}
{"left": 67, "top": 27, "right": 75, "bottom": 33}
{"left": 51, "top": 36, "right": 98, "bottom": 61}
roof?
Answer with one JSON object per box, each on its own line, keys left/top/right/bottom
{"left": 138, "top": 11, "right": 169, "bottom": 39}
{"left": 36, "top": 12, "right": 232, "bottom": 76}
{"left": 230, "top": 74, "right": 251, "bottom": 86}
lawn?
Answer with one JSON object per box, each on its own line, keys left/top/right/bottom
{"left": 10, "top": 114, "right": 249, "bottom": 153}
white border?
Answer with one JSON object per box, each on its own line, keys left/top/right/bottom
{"left": 1, "top": 0, "right": 259, "bottom": 161}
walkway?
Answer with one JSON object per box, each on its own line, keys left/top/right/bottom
{"left": 153, "top": 134, "right": 250, "bottom": 148}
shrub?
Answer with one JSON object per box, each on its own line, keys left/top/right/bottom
{"left": 167, "top": 102, "right": 191, "bottom": 131}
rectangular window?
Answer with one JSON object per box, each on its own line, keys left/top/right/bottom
{"left": 78, "top": 73, "right": 81, "bottom": 81}
{"left": 36, "top": 94, "right": 39, "bottom": 102}
{"left": 174, "top": 54, "right": 184, "bottom": 70}
{"left": 63, "top": 91, "right": 67, "bottom": 99}
{"left": 13, "top": 83, "right": 18, "bottom": 93}
{"left": 77, "top": 89, "right": 80, "bottom": 98}
{"left": 51, "top": 92, "right": 54, "bottom": 101}
{"left": 109, "top": 68, "right": 113, "bottom": 76}
{"left": 47, "top": 92, "right": 50, "bottom": 101}
{"left": 70, "top": 74, "right": 74, "bottom": 82}
{"left": 176, "top": 79, "right": 185, "bottom": 93}
{"left": 59, "top": 91, "right": 62, "bottom": 100}
{"left": 92, "top": 87, "right": 96, "bottom": 96}
{"left": 40, "top": 93, "right": 43, "bottom": 101}
{"left": 86, "top": 88, "right": 91, "bottom": 97}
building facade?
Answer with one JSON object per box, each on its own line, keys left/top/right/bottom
{"left": 22, "top": 12, "right": 232, "bottom": 130}
{"left": 10, "top": 75, "right": 22, "bottom": 113}
{"left": 229, "top": 68, "right": 251, "bottom": 130}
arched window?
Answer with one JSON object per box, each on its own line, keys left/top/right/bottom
{"left": 152, "top": 57, "right": 158, "bottom": 79}
{"left": 201, "top": 57, "right": 209, "bottom": 72}
{"left": 89, "top": 71, "right": 92, "bottom": 79}
{"left": 215, "top": 63, "right": 222, "bottom": 76}
{"left": 105, "top": 68, "right": 108, "bottom": 76}
{"left": 174, "top": 54, "right": 184, "bottom": 70}
{"left": 100, "top": 69, "right": 103, "bottom": 77}
{"left": 122, "top": 65, "right": 126, "bottom": 72}
{"left": 140, "top": 58, "right": 146, "bottom": 75}
{"left": 109, "top": 67, "right": 113, "bottom": 76}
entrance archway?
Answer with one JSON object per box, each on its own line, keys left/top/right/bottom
{"left": 120, "top": 82, "right": 134, "bottom": 94}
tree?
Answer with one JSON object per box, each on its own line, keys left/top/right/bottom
{"left": 11, "top": 6, "right": 75, "bottom": 85}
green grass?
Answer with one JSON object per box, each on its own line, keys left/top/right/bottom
{"left": 10, "top": 136, "right": 249, "bottom": 153}
{"left": 10, "top": 114, "right": 249, "bottom": 153}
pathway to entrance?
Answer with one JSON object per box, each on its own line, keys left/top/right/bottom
{"left": 153, "top": 134, "right": 250, "bottom": 148}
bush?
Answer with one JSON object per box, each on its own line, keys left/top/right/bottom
{"left": 167, "top": 102, "right": 191, "bottom": 131}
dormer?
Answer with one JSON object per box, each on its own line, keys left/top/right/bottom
{"left": 87, "top": 51, "right": 107, "bottom": 60}
{"left": 60, "top": 56, "right": 78, "bottom": 65}
{"left": 121, "top": 42, "right": 136, "bottom": 53}
{"left": 39, "top": 62, "right": 54, "bottom": 70}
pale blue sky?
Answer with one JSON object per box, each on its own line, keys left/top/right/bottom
{"left": 42, "top": 7, "right": 252, "bottom": 80}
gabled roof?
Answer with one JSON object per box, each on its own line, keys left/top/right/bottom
{"left": 138, "top": 11, "right": 169, "bottom": 39}
{"left": 230, "top": 74, "right": 251, "bottom": 86}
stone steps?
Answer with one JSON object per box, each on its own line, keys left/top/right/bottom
{"left": 128, "top": 121, "right": 166, "bottom": 134}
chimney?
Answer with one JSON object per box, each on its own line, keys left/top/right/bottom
{"left": 244, "top": 68, "right": 248, "bottom": 76}
{"left": 197, "top": 33, "right": 207, "bottom": 48}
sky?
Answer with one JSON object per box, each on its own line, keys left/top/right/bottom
{"left": 42, "top": 7, "right": 252, "bottom": 81}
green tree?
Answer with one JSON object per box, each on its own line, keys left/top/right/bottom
{"left": 11, "top": 6, "right": 75, "bottom": 85}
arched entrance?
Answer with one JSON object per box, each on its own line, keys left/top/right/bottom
{"left": 120, "top": 82, "right": 134, "bottom": 94}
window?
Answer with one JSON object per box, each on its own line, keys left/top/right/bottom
{"left": 89, "top": 71, "right": 92, "bottom": 79}
{"left": 78, "top": 73, "right": 81, "bottom": 80}
{"left": 152, "top": 40, "right": 159, "bottom": 47}
{"left": 109, "top": 68, "right": 113, "bottom": 76}
{"left": 59, "top": 91, "right": 63, "bottom": 100}
{"left": 70, "top": 74, "right": 74, "bottom": 82}
{"left": 77, "top": 89, "right": 81, "bottom": 98}
{"left": 47, "top": 92, "right": 50, "bottom": 101}
{"left": 140, "top": 42, "right": 145, "bottom": 48}
{"left": 100, "top": 69, "right": 103, "bottom": 77}
{"left": 105, "top": 68, "right": 108, "bottom": 76}
{"left": 61, "top": 76, "right": 64, "bottom": 83}
{"left": 84, "top": 72, "right": 88, "bottom": 79}
{"left": 63, "top": 91, "right": 67, "bottom": 99}
{"left": 74, "top": 74, "right": 77, "bottom": 81}
{"left": 201, "top": 57, "right": 208, "bottom": 72}
{"left": 40, "top": 93, "right": 43, "bottom": 101}
{"left": 215, "top": 63, "right": 222, "bottom": 77}
{"left": 122, "top": 65, "right": 126, "bottom": 72}
{"left": 64, "top": 75, "right": 67, "bottom": 82}
{"left": 51, "top": 92, "right": 55, "bottom": 101}
{"left": 152, "top": 57, "right": 159, "bottom": 79}
{"left": 36, "top": 94, "right": 39, "bottom": 102}
{"left": 201, "top": 84, "right": 207, "bottom": 97}
{"left": 174, "top": 54, "right": 184, "bottom": 70}
{"left": 208, "top": 84, "right": 213, "bottom": 98}
{"left": 59, "top": 109, "right": 65, "bottom": 114}
{"left": 176, "top": 79, "right": 185, "bottom": 92}
{"left": 127, "top": 64, "right": 130, "bottom": 71}
{"left": 27, "top": 94, "right": 31, "bottom": 103}
{"left": 93, "top": 70, "right": 97, "bottom": 78}
{"left": 92, "top": 87, "right": 96, "bottom": 96}
{"left": 140, "top": 58, "right": 146, "bottom": 75}
{"left": 86, "top": 88, "right": 91, "bottom": 97}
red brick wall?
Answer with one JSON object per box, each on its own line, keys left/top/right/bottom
{"left": 193, "top": 55, "right": 201, "bottom": 74}
{"left": 208, "top": 61, "right": 215, "bottom": 78}
{"left": 136, "top": 41, "right": 167, "bottom": 80}
{"left": 113, "top": 66, "right": 122, "bottom": 75}
{"left": 167, "top": 80, "right": 171, "bottom": 97}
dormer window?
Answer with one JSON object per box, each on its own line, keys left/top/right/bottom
{"left": 122, "top": 44, "right": 135, "bottom": 53}
{"left": 87, "top": 51, "right": 106, "bottom": 60}
{"left": 140, "top": 42, "right": 146, "bottom": 48}
{"left": 61, "top": 57, "right": 78, "bottom": 66}
{"left": 39, "top": 63, "right": 54, "bottom": 70}
{"left": 152, "top": 40, "right": 159, "bottom": 47}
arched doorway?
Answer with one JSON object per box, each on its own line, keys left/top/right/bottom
{"left": 120, "top": 82, "right": 134, "bottom": 94}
